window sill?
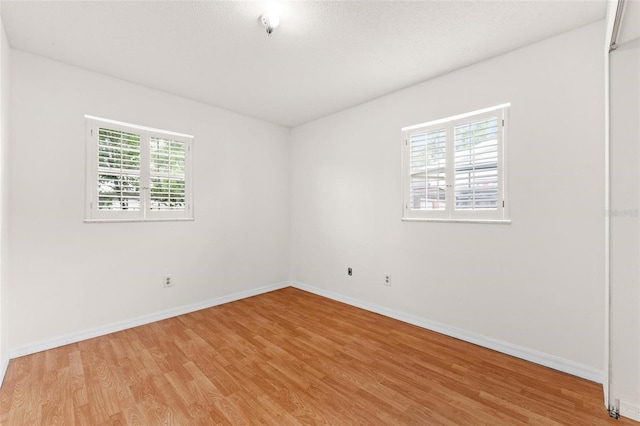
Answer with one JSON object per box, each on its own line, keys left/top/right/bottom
{"left": 84, "top": 218, "right": 194, "bottom": 224}
{"left": 402, "top": 218, "right": 511, "bottom": 225}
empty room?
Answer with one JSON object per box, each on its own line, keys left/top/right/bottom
{"left": 0, "top": 0, "right": 638, "bottom": 424}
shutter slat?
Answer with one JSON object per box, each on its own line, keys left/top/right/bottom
{"left": 97, "top": 127, "right": 142, "bottom": 211}
{"left": 453, "top": 117, "right": 499, "bottom": 211}
{"left": 149, "top": 136, "right": 187, "bottom": 212}
{"left": 408, "top": 128, "right": 446, "bottom": 211}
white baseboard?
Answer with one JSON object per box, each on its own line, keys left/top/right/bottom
{"left": 9, "top": 281, "right": 290, "bottom": 359}
{"left": 620, "top": 400, "right": 640, "bottom": 422}
{"left": 7, "top": 280, "right": 605, "bottom": 386}
{"left": 291, "top": 281, "right": 604, "bottom": 384}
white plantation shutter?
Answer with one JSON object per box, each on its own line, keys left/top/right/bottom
{"left": 97, "top": 128, "right": 142, "bottom": 212}
{"left": 402, "top": 104, "right": 508, "bottom": 222}
{"left": 149, "top": 137, "right": 186, "bottom": 211}
{"left": 409, "top": 128, "right": 447, "bottom": 211}
{"left": 86, "top": 116, "right": 193, "bottom": 222}
{"left": 454, "top": 116, "right": 499, "bottom": 211}
{"left": 409, "top": 132, "right": 427, "bottom": 209}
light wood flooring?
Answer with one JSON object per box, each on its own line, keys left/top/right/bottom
{"left": 0, "top": 287, "right": 636, "bottom": 425}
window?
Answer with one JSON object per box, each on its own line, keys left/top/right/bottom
{"left": 85, "top": 116, "right": 193, "bottom": 222}
{"left": 402, "top": 104, "right": 509, "bottom": 222}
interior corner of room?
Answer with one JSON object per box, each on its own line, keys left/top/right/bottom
{"left": 0, "top": 0, "right": 638, "bottom": 423}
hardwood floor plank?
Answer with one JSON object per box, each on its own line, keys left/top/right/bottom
{"left": 0, "top": 287, "right": 636, "bottom": 425}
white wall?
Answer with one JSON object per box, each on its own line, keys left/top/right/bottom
{"left": 291, "top": 22, "right": 605, "bottom": 375}
{"left": 0, "top": 13, "right": 11, "bottom": 382}
{"left": 609, "top": 1, "right": 640, "bottom": 416}
{"left": 8, "top": 50, "right": 290, "bottom": 351}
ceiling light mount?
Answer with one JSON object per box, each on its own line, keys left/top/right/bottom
{"left": 261, "top": 12, "right": 280, "bottom": 36}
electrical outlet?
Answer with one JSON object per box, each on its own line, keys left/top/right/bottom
{"left": 163, "top": 275, "right": 173, "bottom": 288}
{"left": 384, "top": 274, "right": 391, "bottom": 286}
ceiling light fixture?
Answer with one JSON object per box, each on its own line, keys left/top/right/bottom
{"left": 261, "top": 11, "right": 280, "bottom": 36}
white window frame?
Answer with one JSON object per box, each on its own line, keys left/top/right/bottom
{"left": 85, "top": 116, "right": 194, "bottom": 222}
{"left": 402, "top": 104, "right": 510, "bottom": 224}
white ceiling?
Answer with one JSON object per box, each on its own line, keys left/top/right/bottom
{"left": 1, "top": 0, "right": 607, "bottom": 127}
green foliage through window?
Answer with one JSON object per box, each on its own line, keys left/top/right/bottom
{"left": 87, "top": 116, "right": 193, "bottom": 221}
{"left": 97, "top": 128, "right": 141, "bottom": 211}
{"left": 150, "top": 137, "right": 186, "bottom": 210}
